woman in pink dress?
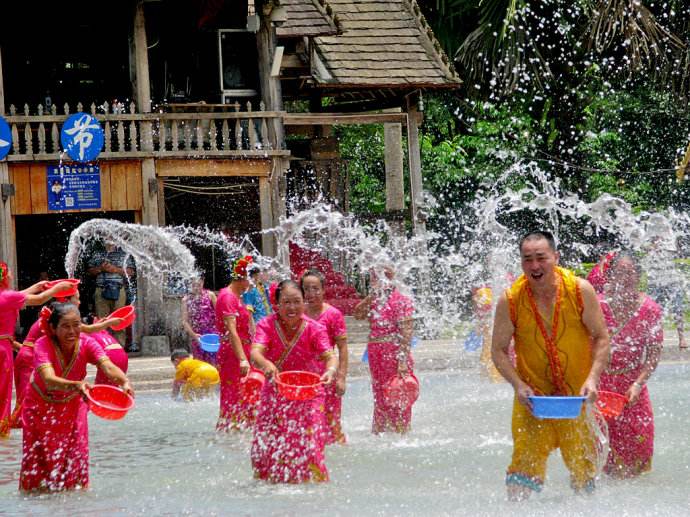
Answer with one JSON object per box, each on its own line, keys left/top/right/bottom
{"left": 20, "top": 302, "right": 133, "bottom": 492}
{"left": 10, "top": 290, "right": 124, "bottom": 428}
{"left": 599, "top": 252, "right": 662, "bottom": 478}
{"left": 0, "top": 263, "right": 75, "bottom": 438}
{"left": 354, "top": 268, "right": 416, "bottom": 434}
{"left": 250, "top": 280, "right": 338, "bottom": 483}
{"left": 181, "top": 275, "right": 218, "bottom": 365}
{"left": 302, "top": 269, "right": 349, "bottom": 444}
{"left": 216, "top": 256, "right": 256, "bottom": 431}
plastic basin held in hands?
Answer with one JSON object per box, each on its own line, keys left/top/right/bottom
{"left": 86, "top": 384, "right": 134, "bottom": 420}
{"left": 107, "top": 305, "right": 136, "bottom": 331}
{"left": 528, "top": 396, "right": 586, "bottom": 419}
{"left": 199, "top": 333, "right": 220, "bottom": 353}
{"left": 384, "top": 373, "right": 420, "bottom": 409}
{"left": 275, "top": 371, "right": 322, "bottom": 401}
{"left": 45, "top": 278, "right": 80, "bottom": 298}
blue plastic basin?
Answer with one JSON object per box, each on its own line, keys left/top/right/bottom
{"left": 199, "top": 333, "right": 220, "bottom": 353}
{"left": 528, "top": 396, "right": 586, "bottom": 419}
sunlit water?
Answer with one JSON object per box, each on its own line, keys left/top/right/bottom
{"left": 2, "top": 363, "right": 688, "bottom": 516}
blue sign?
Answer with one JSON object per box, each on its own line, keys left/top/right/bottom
{"left": 60, "top": 113, "right": 104, "bottom": 162}
{"left": 47, "top": 164, "right": 101, "bottom": 210}
{"left": 0, "top": 116, "right": 11, "bottom": 160}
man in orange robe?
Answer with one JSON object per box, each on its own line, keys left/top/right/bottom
{"left": 492, "top": 231, "right": 610, "bottom": 500}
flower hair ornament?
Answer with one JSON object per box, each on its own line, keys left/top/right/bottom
{"left": 231, "top": 255, "right": 254, "bottom": 280}
{"left": 39, "top": 306, "right": 53, "bottom": 336}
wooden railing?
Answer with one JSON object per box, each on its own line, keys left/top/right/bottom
{"left": 3, "top": 101, "right": 288, "bottom": 161}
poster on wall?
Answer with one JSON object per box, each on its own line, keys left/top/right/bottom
{"left": 46, "top": 164, "right": 101, "bottom": 211}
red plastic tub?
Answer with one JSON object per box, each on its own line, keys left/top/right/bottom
{"left": 86, "top": 384, "right": 134, "bottom": 420}
{"left": 240, "top": 369, "right": 266, "bottom": 403}
{"left": 275, "top": 371, "right": 322, "bottom": 401}
{"left": 44, "top": 278, "right": 80, "bottom": 298}
{"left": 597, "top": 390, "right": 628, "bottom": 419}
{"left": 384, "top": 373, "right": 420, "bottom": 409}
{"left": 107, "top": 305, "right": 136, "bottom": 331}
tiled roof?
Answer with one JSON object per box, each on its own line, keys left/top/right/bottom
{"left": 276, "top": 0, "right": 338, "bottom": 38}
{"left": 311, "top": 0, "right": 460, "bottom": 88}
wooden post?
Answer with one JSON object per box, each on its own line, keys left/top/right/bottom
{"left": 133, "top": 1, "right": 151, "bottom": 114}
{"left": 258, "top": 176, "right": 275, "bottom": 256}
{"left": 271, "top": 157, "right": 290, "bottom": 266}
{"left": 384, "top": 122, "right": 405, "bottom": 234}
{"left": 406, "top": 99, "right": 426, "bottom": 237}
{"left": 0, "top": 46, "right": 17, "bottom": 287}
{"left": 256, "top": 17, "right": 285, "bottom": 150}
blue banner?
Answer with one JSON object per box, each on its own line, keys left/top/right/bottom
{"left": 47, "top": 164, "right": 101, "bottom": 210}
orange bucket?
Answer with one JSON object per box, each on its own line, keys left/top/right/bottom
{"left": 597, "top": 390, "right": 628, "bottom": 419}
{"left": 107, "top": 305, "right": 136, "bottom": 331}
{"left": 384, "top": 373, "right": 420, "bottom": 409}
{"left": 45, "top": 278, "right": 80, "bottom": 298}
{"left": 240, "top": 369, "right": 266, "bottom": 403}
{"left": 86, "top": 384, "right": 134, "bottom": 420}
{"left": 275, "top": 371, "right": 322, "bottom": 401}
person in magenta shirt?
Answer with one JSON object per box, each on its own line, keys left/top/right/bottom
{"left": 215, "top": 256, "right": 255, "bottom": 431}
{"left": 10, "top": 290, "right": 123, "bottom": 429}
{"left": 250, "top": 280, "right": 338, "bottom": 483}
{"left": 354, "top": 267, "right": 417, "bottom": 434}
{"left": 19, "top": 302, "right": 133, "bottom": 492}
{"left": 0, "top": 262, "right": 75, "bottom": 438}
{"left": 301, "top": 269, "right": 349, "bottom": 445}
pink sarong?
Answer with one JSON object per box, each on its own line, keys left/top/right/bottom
{"left": 314, "top": 304, "right": 347, "bottom": 445}
{"left": 599, "top": 295, "right": 662, "bottom": 478}
{"left": 91, "top": 330, "right": 129, "bottom": 386}
{"left": 20, "top": 334, "right": 107, "bottom": 491}
{"left": 366, "top": 289, "right": 416, "bottom": 433}
{"left": 215, "top": 288, "right": 255, "bottom": 430}
{"left": 251, "top": 314, "right": 331, "bottom": 483}
{"left": 0, "top": 289, "right": 26, "bottom": 437}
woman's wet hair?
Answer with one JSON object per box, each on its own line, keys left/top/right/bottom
{"left": 48, "top": 302, "right": 80, "bottom": 328}
{"left": 274, "top": 279, "right": 304, "bottom": 302}
{"left": 300, "top": 268, "right": 325, "bottom": 289}
{"left": 519, "top": 230, "right": 557, "bottom": 252}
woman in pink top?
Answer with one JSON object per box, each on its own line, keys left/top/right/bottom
{"left": 599, "top": 252, "right": 663, "bottom": 478}
{"left": 250, "top": 280, "right": 338, "bottom": 483}
{"left": 215, "top": 256, "right": 256, "bottom": 431}
{"left": 10, "top": 290, "right": 123, "bottom": 428}
{"left": 354, "top": 268, "right": 416, "bottom": 434}
{"left": 91, "top": 328, "right": 129, "bottom": 387}
{"left": 20, "top": 302, "right": 132, "bottom": 492}
{"left": 302, "top": 269, "right": 349, "bottom": 445}
{"left": 0, "top": 262, "right": 75, "bottom": 438}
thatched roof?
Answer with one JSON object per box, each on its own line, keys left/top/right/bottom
{"left": 276, "top": 0, "right": 338, "bottom": 38}
{"left": 281, "top": 0, "right": 460, "bottom": 90}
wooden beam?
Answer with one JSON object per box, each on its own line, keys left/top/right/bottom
{"left": 156, "top": 159, "right": 271, "bottom": 177}
{"left": 271, "top": 46, "right": 285, "bottom": 77}
{"left": 384, "top": 123, "right": 405, "bottom": 212}
{"left": 406, "top": 102, "right": 426, "bottom": 237}
{"left": 258, "top": 177, "right": 275, "bottom": 256}
{"left": 257, "top": 20, "right": 285, "bottom": 150}
{"left": 133, "top": 1, "right": 151, "bottom": 113}
{"left": 284, "top": 112, "right": 407, "bottom": 126}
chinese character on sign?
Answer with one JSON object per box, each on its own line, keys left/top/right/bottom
{"left": 60, "top": 113, "right": 104, "bottom": 162}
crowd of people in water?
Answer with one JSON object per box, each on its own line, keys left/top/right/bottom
{"left": 0, "top": 230, "right": 685, "bottom": 497}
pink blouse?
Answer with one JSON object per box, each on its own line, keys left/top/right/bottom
{"left": 314, "top": 304, "right": 347, "bottom": 349}
{"left": 215, "top": 287, "right": 252, "bottom": 343}
{"left": 369, "top": 289, "right": 414, "bottom": 340}
{"left": 89, "top": 330, "right": 120, "bottom": 350}
{"left": 0, "top": 289, "right": 26, "bottom": 346}
{"left": 24, "top": 320, "right": 43, "bottom": 344}
{"left": 254, "top": 314, "right": 331, "bottom": 374}
{"left": 31, "top": 334, "right": 107, "bottom": 403}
